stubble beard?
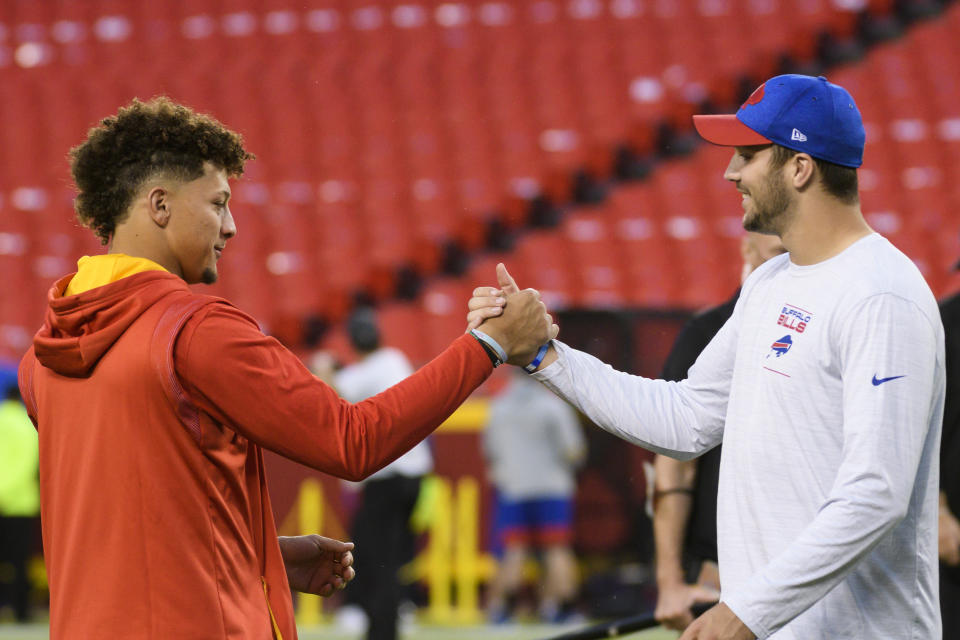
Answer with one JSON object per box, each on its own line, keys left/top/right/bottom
{"left": 742, "top": 171, "right": 793, "bottom": 235}
{"left": 200, "top": 267, "right": 218, "bottom": 284}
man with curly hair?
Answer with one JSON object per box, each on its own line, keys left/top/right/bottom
{"left": 18, "top": 97, "right": 555, "bottom": 639}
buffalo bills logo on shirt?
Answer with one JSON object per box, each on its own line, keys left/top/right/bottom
{"left": 768, "top": 335, "right": 792, "bottom": 358}
{"left": 777, "top": 303, "right": 813, "bottom": 333}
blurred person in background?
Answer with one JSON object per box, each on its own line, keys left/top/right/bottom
{"left": 330, "top": 307, "right": 434, "bottom": 640}
{"left": 17, "top": 96, "right": 555, "bottom": 639}
{"left": 938, "top": 287, "right": 960, "bottom": 638}
{"left": 653, "top": 232, "right": 785, "bottom": 631}
{"left": 0, "top": 386, "right": 39, "bottom": 622}
{"left": 483, "top": 368, "right": 586, "bottom": 624}
{"left": 468, "top": 75, "right": 945, "bottom": 639}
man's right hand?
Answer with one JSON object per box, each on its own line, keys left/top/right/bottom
{"left": 466, "top": 262, "right": 520, "bottom": 331}
{"left": 472, "top": 264, "right": 558, "bottom": 365}
{"left": 655, "top": 581, "right": 721, "bottom": 631}
{"left": 477, "top": 287, "right": 557, "bottom": 365}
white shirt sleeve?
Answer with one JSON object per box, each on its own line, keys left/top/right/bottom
{"left": 531, "top": 303, "right": 740, "bottom": 460}
{"left": 722, "top": 293, "right": 941, "bottom": 638}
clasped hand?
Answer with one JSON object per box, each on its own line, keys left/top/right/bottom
{"left": 467, "top": 263, "right": 559, "bottom": 365}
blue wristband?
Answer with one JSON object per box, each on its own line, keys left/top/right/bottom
{"left": 470, "top": 329, "right": 507, "bottom": 366}
{"left": 524, "top": 343, "right": 550, "bottom": 373}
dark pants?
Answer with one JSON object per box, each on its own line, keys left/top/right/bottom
{"left": 942, "top": 565, "right": 960, "bottom": 639}
{"left": 350, "top": 475, "right": 422, "bottom": 640}
{"left": 0, "top": 516, "right": 38, "bottom": 622}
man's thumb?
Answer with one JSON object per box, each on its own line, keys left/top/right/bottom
{"left": 496, "top": 263, "right": 520, "bottom": 294}
{"left": 308, "top": 535, "right": 354, "bottom": 555}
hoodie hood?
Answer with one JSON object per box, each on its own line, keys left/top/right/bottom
{"left": 33, "top": 271, "right": 190, "bottom": 377}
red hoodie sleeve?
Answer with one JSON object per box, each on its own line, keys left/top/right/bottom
{"left": 175, "top": 304, "right": 492, "bottom": 480}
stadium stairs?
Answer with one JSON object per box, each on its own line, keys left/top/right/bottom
{"left": 312, "top": 0, "right": 960, "bottom": 364}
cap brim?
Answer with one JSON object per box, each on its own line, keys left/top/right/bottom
{"left": 693, "top": 114, "right": 771, "bottom": 147}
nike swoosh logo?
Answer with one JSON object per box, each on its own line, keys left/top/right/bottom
{"left": 872, "top": 374, "right": 906, "bottom": 386}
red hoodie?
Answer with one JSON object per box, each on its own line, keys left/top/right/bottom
{"left": 19, "top": 270, "right": 491, "bottom": 639}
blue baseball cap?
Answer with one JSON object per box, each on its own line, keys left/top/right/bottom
{"left": 693, "top": 74, "right": 865, "bottom": 168}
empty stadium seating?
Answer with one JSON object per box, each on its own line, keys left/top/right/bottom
{"left": 1, "top": 0, "right": 958, "bottom": 363}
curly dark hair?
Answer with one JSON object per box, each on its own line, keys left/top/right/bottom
{"left": 69, "top": 96, "right": 254, "bottom": 245}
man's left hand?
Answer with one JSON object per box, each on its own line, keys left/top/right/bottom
{"left": 679, "top": 603, "right": 755, "bottom": 640}
{"left": 279, "top": 535, "right": 355, "bottom": 596}
{"left": 940, "top": 494, "right": 960, "bottom": 566}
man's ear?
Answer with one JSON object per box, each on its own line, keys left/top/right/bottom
{"left": 147, "top": 186, "right": 171, "bottom": 227}
{"left": 791, "top": 153, "right": 816, "bottom": 190}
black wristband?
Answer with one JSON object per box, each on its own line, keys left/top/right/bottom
{"left": 470, "top": 332, "right": 502, "bottom": 367}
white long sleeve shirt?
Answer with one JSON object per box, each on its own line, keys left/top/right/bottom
{"left": 534, "top": 233, "right": 944, "bottom": 638}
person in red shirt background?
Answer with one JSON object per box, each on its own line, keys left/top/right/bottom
{"left": 18, "top": 97, "right": 555, "bottom": 639}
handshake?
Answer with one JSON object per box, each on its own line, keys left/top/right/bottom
{"left": 465, "top": 263, "right": 559, "bottom": 370}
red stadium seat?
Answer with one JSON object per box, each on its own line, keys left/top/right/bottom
{"left": 5, "top": 0, "right": 960, "bottom": 348}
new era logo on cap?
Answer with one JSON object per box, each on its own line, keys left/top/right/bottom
{"left": 691, "top": 75, "right": 865, "bottom": 168}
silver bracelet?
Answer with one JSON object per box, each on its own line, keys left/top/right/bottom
{"left": 470, "top": 329, "right": 507, "bottom": 366}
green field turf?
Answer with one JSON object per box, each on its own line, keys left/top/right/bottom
{"left": 0, "top": 622, "right": 679, "bottom": 640}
